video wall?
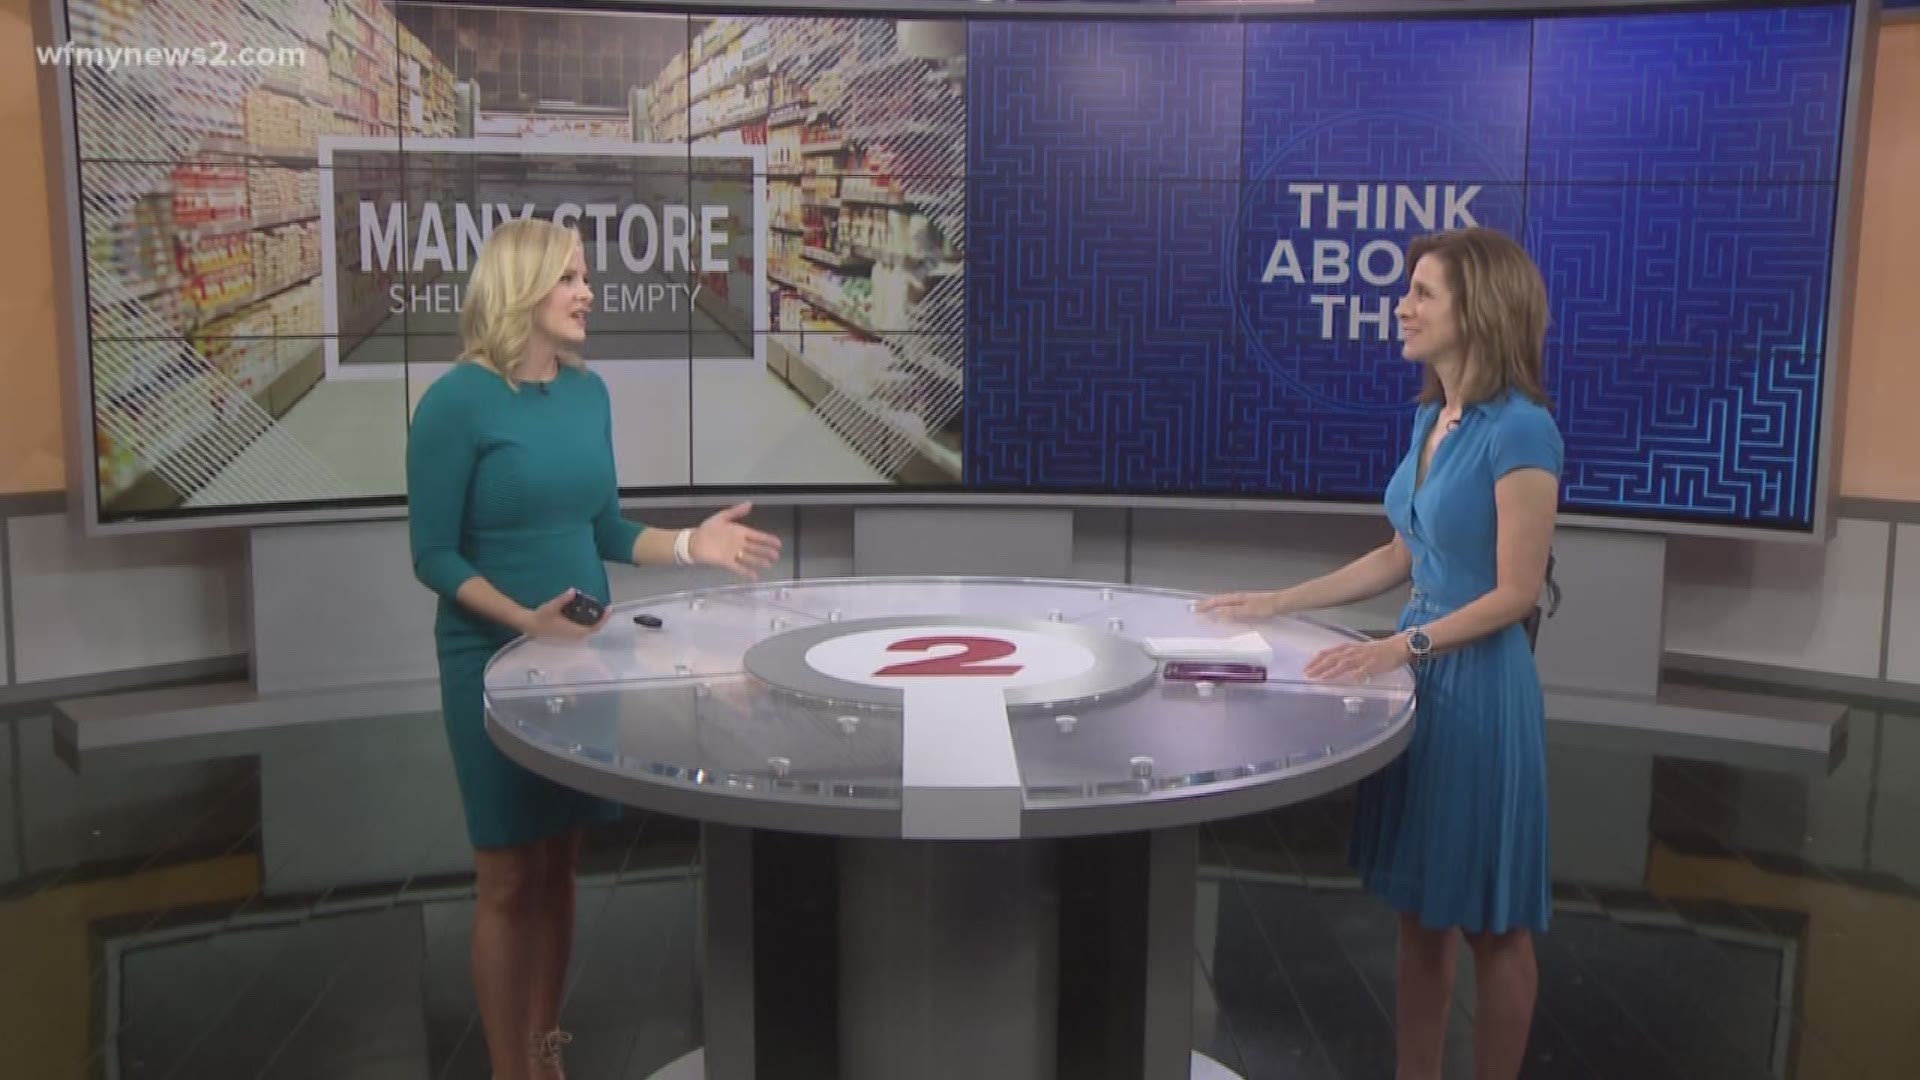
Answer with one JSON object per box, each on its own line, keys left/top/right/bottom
{"left": 61, "top": 0, "right": 1859, "bottom": 532}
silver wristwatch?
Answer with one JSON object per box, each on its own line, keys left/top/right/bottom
{"left": 1405, "top": 626, "right": 1433, "bottom": 662}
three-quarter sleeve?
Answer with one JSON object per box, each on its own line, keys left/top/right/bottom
{"left": 588, "top": 368, "right": 646, "bottom": 563}
{"left": 407, "top": 379, "right": 484, "bottom": 600}
{"left": 1490, "top": 404, "right": 1564, "bottom": 480}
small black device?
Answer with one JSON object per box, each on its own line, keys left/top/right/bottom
{"left": 633, "top": 613, "right": 664, "bottom": 629}
{"left": 559, "top": 592, "right": 606, "bottom": 626}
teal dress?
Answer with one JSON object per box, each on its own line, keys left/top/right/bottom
{"left": 406, "top": 362, "right": 644, "bottom": 850}
{"left": 1348, "top": 390, "right": 1562, "bottom": 934}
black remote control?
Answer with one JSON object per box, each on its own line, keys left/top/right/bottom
{"left": 633, "top": 613, "right": 664, "bottom": 628}
{"left": 560, "top": 592, "right": 605, "bottom": 626}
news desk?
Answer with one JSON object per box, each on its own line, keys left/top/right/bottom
{"left": 485, "top": 576, "right": 1415, "bottom": 1080}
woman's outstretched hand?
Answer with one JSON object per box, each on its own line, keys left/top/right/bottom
{"left": 688, "top": 501, "right": 783, "bottom": 579}
{"left": 1194, "top": 590, "right": 1286, "bottom": 621}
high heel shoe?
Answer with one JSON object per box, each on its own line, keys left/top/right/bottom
{"left": 528, "top": 1028, "right": 573, "bottom": 1076}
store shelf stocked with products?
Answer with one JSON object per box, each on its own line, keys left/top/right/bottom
{"left": 400, "top": 20, "right": 458, "bottom": 137}
{"left": 654, "top": 17, "right": 965, "bottom": 482}
{"left": 641, "top": 49, "right": 690, "bottom": 142}
{"left": 687, "top": 22, "right": 771, "bottom": 142}
{"left": 87, "top": 190, "right": 185, "bottom": 339}
{"left": 329, "top": 0, "right": 400, "bottom": 139}
{"left": 70, "top": 0, "right": 459, "bottom": 511}
{"left": 475, "top": 112, "right": 631, "bottom": 139}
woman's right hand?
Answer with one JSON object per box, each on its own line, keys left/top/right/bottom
{"left": 520, "top": 588, "right": 604, "bottom": 643}
{"left": 1194, "top": 589, "right": 1289, "bottom": 621}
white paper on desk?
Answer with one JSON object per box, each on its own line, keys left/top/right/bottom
{"left": 1141, "top": 630, "right": 1274, "bottom": 662}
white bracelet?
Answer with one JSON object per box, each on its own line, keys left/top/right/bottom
{"left": 673, "top": 527, "right": 694, "bottom": 566}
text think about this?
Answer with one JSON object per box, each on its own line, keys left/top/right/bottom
{"left": 1258, "top": 184, "right": 1483, "bottom": 342}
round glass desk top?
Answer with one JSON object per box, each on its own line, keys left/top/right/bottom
{"left": 483, "top": 577, "right": 1415, "bottom": 839}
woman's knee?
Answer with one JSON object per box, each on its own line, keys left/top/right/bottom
{"left": 1465, "top": 927, "right": 1533, "bottom": 959}
{"left": 1398, "top": 914, "right": 1458, "bottom": 959}
{"left": 474, "top": 846, "right": 543, "bottom": 914}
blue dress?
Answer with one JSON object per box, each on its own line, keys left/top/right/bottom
{"left": 1347, "top": 389, "right": 1562, "bottom": 934}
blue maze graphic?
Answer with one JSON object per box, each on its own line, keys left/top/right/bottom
{"left": 963, "top": 7, "right": 1852, "bottom": 528}
{"left": 1528, "top": 182, "right": 1837, "bottom": 528}
{"left": 967, "top": 180, "right": 1241, "bottom": 492}
{"left": 1528, "top": 4, "right": 1853, "bottom": 184}
{"left": 967, "top": 20, "right": 1244, "bottom": 183}
{"left": 1241, "top": 19, "right": 1532, "bottom": 185}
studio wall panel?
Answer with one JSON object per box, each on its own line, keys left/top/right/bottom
{"left": 794, "top": 507, "right": 856, "bottom": 581}
{"left": 249, "top": 520, "right": 438, "bottom": 694}
{"left": 1532, "top": 529, "right": 1666, "bottom": 698}
{"left": 1663, "top": 517, "right": 1889, "bottom": 679}
{"left": 1869, "top": 716, "right": 1920, "bottom": 885}
{"left": 1882, "top": 524, "right": 1920, "bottom": 686}
{"left": 1068, "top": 508, "right": 1130, "bottom": 585}
{"left": 1127, "top": 508, "right": 1407, "bottom": 632}
{"left": 1794, "top": 708, "right": 1878, "bottom": 872}
{"left": 6, "top": 514, "right": 246, "bottom": 684}
{"left": 852, "top": 507, "right": 1073, "bottom": 578}
{"left": 1, "top": 530, "right": 9, "bottom": 686}
{"left": 0, "top": 723, "right": 19, "bottom": 885}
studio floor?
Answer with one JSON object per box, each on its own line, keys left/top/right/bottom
{"left": 3, "top": 681, "right": 1917, "bottom": 1079}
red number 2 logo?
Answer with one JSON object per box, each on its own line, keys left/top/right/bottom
{"left": 872, "top": 636, "right": 1023, "bottom": 677}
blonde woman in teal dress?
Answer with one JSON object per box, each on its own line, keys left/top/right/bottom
{"left": 407, "top": 218, "right": 781, "bottom": 1080}
{"left": 1202, "top": 227, "right": 1561, "bottom": 1080}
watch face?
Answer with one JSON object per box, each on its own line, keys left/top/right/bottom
{"left": 1408, "top": 630, "right": 1431, "bottom": 654}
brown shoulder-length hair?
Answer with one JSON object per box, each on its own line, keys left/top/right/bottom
{"left": 1407, "top": 227, "right": 1552, "bottom": 410}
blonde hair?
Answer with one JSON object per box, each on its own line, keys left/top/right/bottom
{"left": 459, "top": 218, "right": 584, "bottom": 388}
{"left": 1407, "top": 227, "right": 1552, "bottom": 409}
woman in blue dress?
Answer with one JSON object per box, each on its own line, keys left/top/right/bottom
{"left": 1201, "top": 226, "right": 1561, "bottom": 1080}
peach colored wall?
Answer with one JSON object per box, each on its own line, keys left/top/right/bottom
{"left": 1837, "top": 20, "right": 1920, "bottom": 502}
{"left": 0, "top": 0, "right": 66, "bottom": 496}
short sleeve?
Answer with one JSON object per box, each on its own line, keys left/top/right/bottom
{"left": 406, "top": 375, "right": 484, "bottom": 600}
{"left": 587, "top": 369, "right": 646, "bottom": 563}
{"left": 1491, "top": 404, "right": 1564, "bottom": 480}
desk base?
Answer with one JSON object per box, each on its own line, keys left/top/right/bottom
{"left": 700, "top": 823, "right": 1206, "bottom": 1080}
{"left": 650, "top": 1049, "right": 1247, "bottom": 1080}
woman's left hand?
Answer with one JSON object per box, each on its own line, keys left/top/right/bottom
{"left": 689, "top": 501, "right": 783, "bottom": 578}
{"left": 1303, "top": 634, "right": 1413, "bottom": 682}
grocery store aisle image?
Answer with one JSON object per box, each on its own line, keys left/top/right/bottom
{"left": 186, "top": 377, "right": 407, "bottom": 509}
{"left": 192, "top": 350, "right": 892, "bottom": 504}
{"left": 188, "top": 284, "right": 899, "bottom": 504}
{"left": 84, "top": 1, "right": 968, "bottom": 519}
{"left": 692, "top": 356, "right": 887, "bottom": 485}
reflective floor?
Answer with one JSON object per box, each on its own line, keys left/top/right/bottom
{"left": 3, "top": 685, "right": 1917, "bottom": 1079}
